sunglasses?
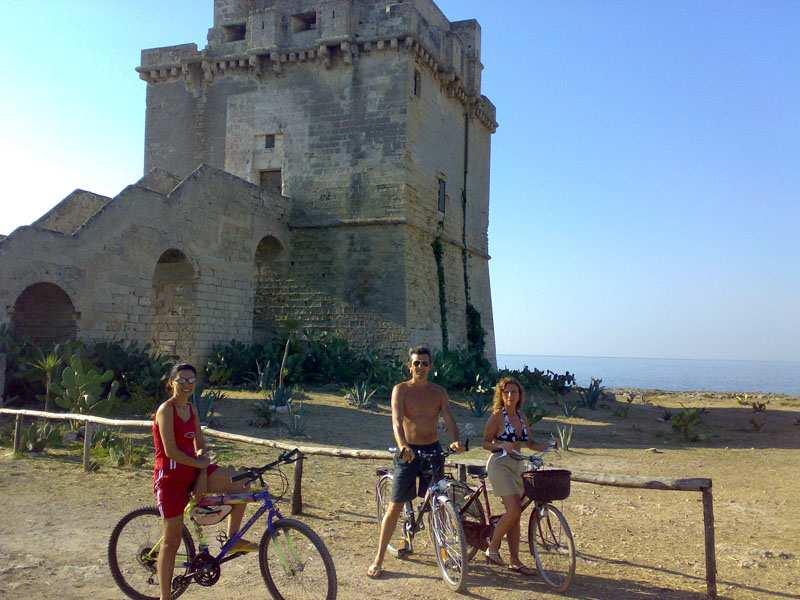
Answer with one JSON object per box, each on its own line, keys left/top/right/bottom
{"left": 412, "top": 360, "right": 430, "bottom": 367}
{"left": 176, "top": 376, "right": 197, "bottom": 384}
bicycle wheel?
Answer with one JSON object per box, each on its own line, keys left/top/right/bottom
{"left": 528, "top": 503, "right": 576, "bottom": 592}
{"left": 446, "top": 480, "right": 486, "bottom": 561}
{"left": 427, "top": 497, "right": 469, "bottom": 592}
{"left": 259, "top": 518, "right": 337, "bottom": 600}
{"left": 108, "top": 506, "right": 195, "bottom": 600}
{"left": 376, "top": 473, "right": 411, "bottom": 556}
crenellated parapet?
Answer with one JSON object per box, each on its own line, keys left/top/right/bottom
{"left": 136, "top": 0, "right": 497, "bottom": 132}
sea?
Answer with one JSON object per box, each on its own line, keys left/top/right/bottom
{"left": 496, "top": 354, "right": 800, "bottom": 396}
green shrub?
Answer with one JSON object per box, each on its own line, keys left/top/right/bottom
{"left": 87, "top": 340, "right": 171, "bottom": 408}
{"left": 465, "top": 375, "right": 492, "bottom": 417}
{"left": 672, "top": 406, "right": 704, "bottom": 441}
{"left": 554, "top": 424, "right": 574, "bottom": 451}
{"left": 560, "top": 397, "right": 578, "bottom": 417}
{"left": 94, "top": 430, "right": 147, "bottom": 467}
{"left": 195, "top": 389, "right": 226, "bottom": 425}
{"left": 579, "top": 378, "right": 603, "bottom": 410}
{"left": 523, "top": 396, "right": 548, "bottom": 425}
{"left": 51, "top": 356, "right": 119, "bottom": 417}
{"left": 345, "top": 381, "right": 377, "bottom": 409}
{"left": 21, "top": 422, "right": 62, "bottom": 453}
{"left": 285, "top": 396, "right": 306, "bottom": 437}
{"left": 251, "top": 398, "right": 275, "bottom": 428}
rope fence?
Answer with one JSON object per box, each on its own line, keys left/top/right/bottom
{"left": 1, "top": 407, "right": 717, "bottom": 599}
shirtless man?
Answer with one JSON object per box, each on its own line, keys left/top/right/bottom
{"left": 367, "top": 346, "right": 464, "bottom": 578}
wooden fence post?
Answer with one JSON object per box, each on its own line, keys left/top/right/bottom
{"left": 291, "top": 452, "right": 304, "bottom": 515}
{"left": 13, "top": 414, "right": 24, "bottom": 454}
{"left": 83, "top": 422, "right": 95, "bottom": 472}
{"left": 458, "top": 463, "right": 467, "bottom": 483}
{"left": 702, "top": 485, "right": 718, "bottom": 599}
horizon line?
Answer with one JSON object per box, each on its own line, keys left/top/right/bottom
{"left": 495, "top": 352, "right": 800, "bottom": 364}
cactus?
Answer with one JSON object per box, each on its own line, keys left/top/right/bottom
{"left": 52, "top": 355, "right": 118, "bottom": 416}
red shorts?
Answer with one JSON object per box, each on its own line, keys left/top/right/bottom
{"left": 155, "top": 464, "right": 219, "bottom": 518}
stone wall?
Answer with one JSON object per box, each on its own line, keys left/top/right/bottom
{"left": 0, "top": 354, "right": 6, "bottom": 404}
{"left": 32, "top": 190, "right": 111, "bottom": 236}
{"left": 0, "top": 166, "right": 290, "bottom": 368}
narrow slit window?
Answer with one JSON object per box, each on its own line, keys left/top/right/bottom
{"left": 438, "top": 179, "right": 446, "bottom": 213}
{"left": 413, "top": 69, "right": 421, "bottom": 96}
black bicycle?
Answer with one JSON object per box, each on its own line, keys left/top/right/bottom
{"left": 375, "top": 444, "right": 469, "bottom": 591}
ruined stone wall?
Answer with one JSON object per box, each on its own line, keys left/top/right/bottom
{"left": 0, "top": 167, "right": 290, "bottom": 368}
{"left": 33, "top": 191, "right": 111, "bottom": 235}
{"left": 260, "top": 225, "right": 408, "bottom": 353}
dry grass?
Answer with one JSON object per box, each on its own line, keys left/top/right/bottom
{"left": 1, "top": 386, "right": 798, "bottom": 599}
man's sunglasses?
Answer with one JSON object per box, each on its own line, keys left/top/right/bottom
{"left": 412, "top": 360, "right": 430, "bottom": 367}
{"left": 176, "top": 376, "right": 197, "bottom": 384}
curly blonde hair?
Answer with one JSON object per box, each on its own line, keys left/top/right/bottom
{"left": 492, "top": 376, "right": 525, "bottom": 414}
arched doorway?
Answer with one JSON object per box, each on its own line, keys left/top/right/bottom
{"left": 151, "top": 249, "right": 197, "bottom": 358}
{"left": 11, "top": 282, "right": 78, "bottom": 345}
{"left": 253, "top": 236, "right": 287, "bottom": 343}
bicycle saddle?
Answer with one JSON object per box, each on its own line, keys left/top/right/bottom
{"left": 467, "top": 465, "right": 487, "bottom": 478}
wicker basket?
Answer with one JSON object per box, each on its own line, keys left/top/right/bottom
{"left": 523, "top": 469, "right": 571, "bottom": 502}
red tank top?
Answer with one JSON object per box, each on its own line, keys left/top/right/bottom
{"left": 153, "top": 402, "right": 198, "bottom": 483}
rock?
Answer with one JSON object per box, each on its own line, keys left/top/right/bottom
{"left": 646, "top": 448, "right": 663, "bottom": 453}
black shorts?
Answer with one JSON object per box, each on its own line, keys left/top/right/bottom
{"left": 391, "top": 442, "right": 444, "bottom": 503}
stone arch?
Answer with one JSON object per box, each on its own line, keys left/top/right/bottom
{"left": 151, "top": 248, "right": 198, "bottom": 359}
{"left": 253, "top": 235, "right": 288, "bottom": 343}
{"left": 11, "top": 282, "right": 78, "bottom": 345}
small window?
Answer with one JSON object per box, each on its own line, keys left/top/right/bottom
{"left": 413, "top": 69, "right": 421, "bottom": 97}
{"left": 291, "top": 12, "right": 317, "bottom": 32}
{"left": 438, "top": 179, "right": 446, "bottom": 213}
{"left": 223, "top": 24, "right": 246, "bottom": 42}
{"left": 260, "top": 170, "right": 282, "bottom": 194}
{"left": 264, "top": 134, "right": 275, "bottom": 149}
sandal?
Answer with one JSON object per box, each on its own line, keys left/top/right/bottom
{"left": 508, "top": 563, "right": 536, "bottom": 576}
{"left": 484, "top": 549, "right": 506, "bottom": 566}
{"left": 366, "top": 564, "right": 384, "bottom": 579}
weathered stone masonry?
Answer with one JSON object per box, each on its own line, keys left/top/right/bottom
{"left": 0, "top": 0, "right": 497, "bottom": 369}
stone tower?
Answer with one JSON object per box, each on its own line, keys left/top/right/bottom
{"left": 139, "top": 0, "right": 498, "bottom": 359}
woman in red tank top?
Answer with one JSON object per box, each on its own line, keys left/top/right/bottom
{"left": 153, "top": 363, "right": 257, "bottom": 600}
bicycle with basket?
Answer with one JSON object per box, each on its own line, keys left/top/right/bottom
{"left": 450, "top": 448, "right": 576, "bottom": 592}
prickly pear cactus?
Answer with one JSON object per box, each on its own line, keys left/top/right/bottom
{"left": 52, "top": 356, "right": 117, "bottom": 415}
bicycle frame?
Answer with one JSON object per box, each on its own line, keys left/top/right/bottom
{"left": 141, "top": 487, "right": 284, "bottom": 568}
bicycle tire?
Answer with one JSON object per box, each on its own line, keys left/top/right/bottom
{"left": 527, "top": 503, "right": 576, "bottom": 592}
{"left": 427, "top": 497, "right": 469, "bottom": 592}
{"left": 259, "top": 518, "right": 337, "bottom": 600}
{"left": 108, "top": 506, "right": 195, "bottom": 600}
{"left": 375, "top": 473, "right": 411, "bottom": 557}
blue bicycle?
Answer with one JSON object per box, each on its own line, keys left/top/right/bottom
{"left": 108, "top": 449, "right": 337, "bottom": 600}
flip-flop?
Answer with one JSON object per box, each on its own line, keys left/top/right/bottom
{"left": 366, "top": 564, "right": 384, "bottom": 579}
{"left": 508, "top": 564, "right": 536, "bottom": 576}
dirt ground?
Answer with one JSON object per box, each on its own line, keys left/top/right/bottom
{"left": 1, "top": 388, "right": 799, "bottom": 599}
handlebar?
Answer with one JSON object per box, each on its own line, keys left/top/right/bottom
{"left": 232, "top": 448, "right": 302, "bottom": 485}
{"left": 389, "top": 438, "right": 469, "bottom": 461}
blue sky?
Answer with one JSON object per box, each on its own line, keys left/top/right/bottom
{"left": 1, "top": 1, "right": 798, "bottom": 362}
